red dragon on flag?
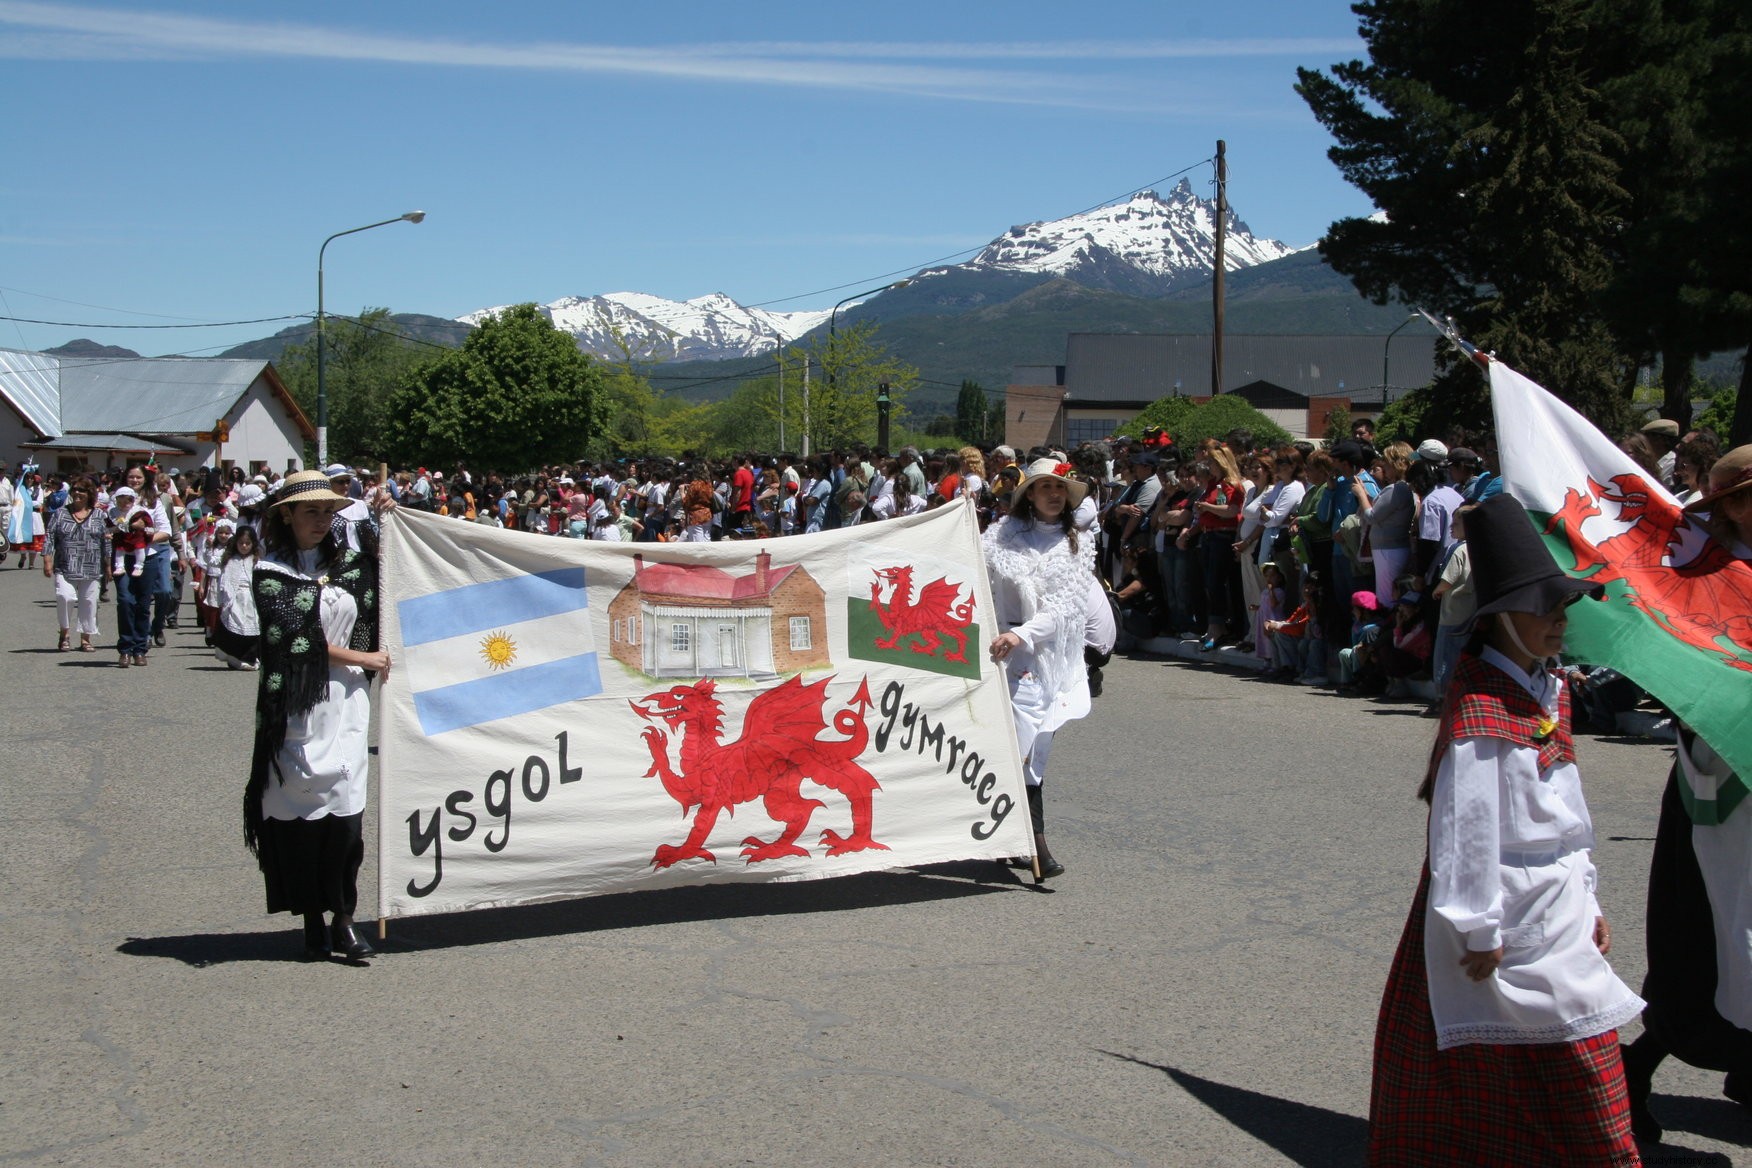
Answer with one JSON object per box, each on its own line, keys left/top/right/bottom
{"left": 630, "top": 675, "right": 885, "bottom": 869}
{"left": 1544, "top": 473, "right": 1752, "bottom": 675}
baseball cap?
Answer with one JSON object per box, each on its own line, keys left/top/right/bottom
{"left": 1415, "top": 439, "right": 1448, "bottom": 464}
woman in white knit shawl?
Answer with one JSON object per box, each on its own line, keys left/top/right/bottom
{"left": 984, "top": 458, "right": 1099, "bottom": 880}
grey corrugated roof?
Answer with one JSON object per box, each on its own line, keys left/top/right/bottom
{"left": 1063, "top": 333, "right": 1439, "bottom": 405}
{"left": 57, "top": 356, "right": 270, "bottom": 433}
{"left": 0, "top": 348, "right": 64, "bottom": 436}
{"left": 21, "top": 433, "right": 195, "bottom": 455}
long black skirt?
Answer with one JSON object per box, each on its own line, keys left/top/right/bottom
{"left": 1640, "top": 767, "right": 1752, "bottom": 1073}
{"left": 256, "top": 812, "right": 363, "bottom": 917}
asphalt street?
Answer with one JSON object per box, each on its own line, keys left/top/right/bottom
{"left": 2, "top": 564, "right": 1745, "bottom": 1166}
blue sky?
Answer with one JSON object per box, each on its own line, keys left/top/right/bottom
{"left": 0, "top": 0, "right": 1377, "bottom": 358}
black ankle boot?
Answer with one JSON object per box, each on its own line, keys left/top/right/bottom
{"left": 330, "top": 919, "right": 374, "bottom": 960}
{"left": 301, "top": 914, "right": 330, "bottom": 961}
{"left": 1033, "top": 832, "right": 1065, "bottom": 882}
{"left": 1619, "top": 1039, "right": 1663, "bottom": 1144}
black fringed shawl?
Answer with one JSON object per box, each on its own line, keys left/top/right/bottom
{"left": 242, "top": 548, "right": 379, "bottom": 857}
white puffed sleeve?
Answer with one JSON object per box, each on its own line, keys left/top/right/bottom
{"left": 1428, "top": 736, "right": 1505, "bottom": 952}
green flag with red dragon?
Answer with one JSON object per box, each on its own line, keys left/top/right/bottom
{"left": 1480, "top": 358, "right": 1752, "bottom": 810}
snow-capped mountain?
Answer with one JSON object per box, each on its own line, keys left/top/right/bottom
{"left": 457, "top": 292, "right": 830, "bottom": 363}
{"left": 940, "top": 177, "right": 1297, "bottom": 286}
{"left": 458, "top": 180, "right": 1301, "bottom": 362}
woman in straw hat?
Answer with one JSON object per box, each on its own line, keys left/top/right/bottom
{"left": 1621, "top": 443, "right": 1752, "bottom": 1142}
{"left": 1369, "top": 494, "right": 1644, "bottom": 1166}
{"left": 243, "top": 470, "right": 393, "bottom": 962}
{"left": 982, "top": 458, "right": 1099, "bottom": 881}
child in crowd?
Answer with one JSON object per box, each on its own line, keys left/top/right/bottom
{"left": 1266, "top": 575, "right": 1325, "bottom": 684}
{"left": 1428, "top": 508, "right": 1476, "bottom": 708}
{"left": 1380, "top": 588, "right": 1434, "bottom": 693}
{"left": 1336, "top": 590, "right": 1383, "bottom": 693}
{"left": 108, "top": 486, "right": 153, "bottom": 577}
{"left": 1254, "top": 562, "right": 1287, "bottom": 672}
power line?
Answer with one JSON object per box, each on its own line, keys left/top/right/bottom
{"left": 0, "top": 285, "right": 233, "bottom": 322}
{"left": 0, "top": 312, "right": 309, "bottom": 329}
{"left": 744, "top": 157, "right": 1216, "bottom": 309}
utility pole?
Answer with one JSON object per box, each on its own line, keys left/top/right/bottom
{"left": 802, "top": 353, "right": 812, "bottom": 458}
{"left": 777, "top": 351, "right": 786, "bottom": 452}
{"left": 1211, "top": 139, "right": 1226, "bottom": 397}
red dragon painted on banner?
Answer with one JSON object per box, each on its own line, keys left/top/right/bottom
{"left": 631, "top": 675, "right": 886, "bottom": 869}
{"left": 868, "top": 565, "right": 975, "bottom": 663}
{"left": 1544, "top": 473, "right": 1752, "bottom": 674}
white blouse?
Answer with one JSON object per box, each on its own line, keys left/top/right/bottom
{"left": 1424, "top": 646, "right": 1643, "bottom": 1047}
{"left": 260, "top": 550, "right": 372, "bottom": 822}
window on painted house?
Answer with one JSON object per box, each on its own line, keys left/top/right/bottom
{"left": 789, "top": 616, "right": 812, "bottom": 651}
{"left": 671, "top": 623, "right": 690, "bottom": 653}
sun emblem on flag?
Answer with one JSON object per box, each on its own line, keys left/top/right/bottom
{"left": 478, "top": 630, "right": 518, "bottom": 671}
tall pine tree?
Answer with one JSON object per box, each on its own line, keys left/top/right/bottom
{"left": 1297, "top": 0, "right": 1631, "bottom": 429}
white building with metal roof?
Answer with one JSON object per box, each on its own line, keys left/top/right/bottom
{"left": 0, "top": 349, "right": 313, "bottom": 475}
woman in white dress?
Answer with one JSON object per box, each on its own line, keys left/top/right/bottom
{"left": 983, "top": 458, "right": 1097, "bottom": 881}
{"left": 244, "top": 471, "right": 391, "bottom": 961}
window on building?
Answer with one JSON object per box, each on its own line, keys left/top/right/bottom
{"left": 788, "top": 616, "right": 812, "bottom": 651}
{"left": 671, "top": 623, "right": 690, "bottom": 653}
{"left": 1064, "top": 417, "right": 1118, "bottom": 446}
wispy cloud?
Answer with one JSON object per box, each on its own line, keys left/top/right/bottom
{"left": 0, "top": 2, "right": 1348, "bottom": 109}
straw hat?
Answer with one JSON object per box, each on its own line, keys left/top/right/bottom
{"left": 268, "top": 469, "right": 352, "bottom": 511}
{"left": 1019, "top": 457, "right": 1089, "bottom": 509}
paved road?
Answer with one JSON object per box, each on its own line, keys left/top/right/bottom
{"left": 2, "top": 566, "right": 1745, "bottom": 1166}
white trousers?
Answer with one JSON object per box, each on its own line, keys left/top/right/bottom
{"left": 55, "top": 575, "right": 101, "bottom": 635}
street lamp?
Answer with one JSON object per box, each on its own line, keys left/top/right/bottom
{"left": 316, "top": 210, "right": 425, "bottom": 466}
{"left": 1381, "top": 311, "right": 1419, "bottom": 405}
{"left": 826, "top": 279, "right": 910, "bottom": 453}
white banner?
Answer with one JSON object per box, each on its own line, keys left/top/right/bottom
{"left": 376, "top": 502, "right": 1033, "bottom": 919}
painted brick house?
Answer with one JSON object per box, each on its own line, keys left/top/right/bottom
{"left": 607, "top": 550, "right": 829, "bottom": 680}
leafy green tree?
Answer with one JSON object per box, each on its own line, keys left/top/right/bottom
{"left": 1178, "top": 396, "right": 1294, "bottom": 450}
{"left": 1694, "top": 381, "right": 1742, "bottom": 438}
{"left": 275, "top": 308, "right": 443, "bottom": 465}
{"left": 1323, "top": 404, "right": 1353, "bottom": 447}
{"left": 776, "top": 322, "right": 918, "bottom": 451}
{"left": 955, "top": 380, "right": 990, "bottom": 444}
{"left": 384, "top": 303, "right": 606, "bottom": 470}
{"left": 697, "top": 377, "right": 783, "bottom": 455}
{"left": 1296, "top": 0, "right": 1633, "bottom": 428}
{"left": 1115, "top": 395, "right": 1198, "bottom": 442}
{"left": 590, "top": 322, "right": 681, "bottom": 458}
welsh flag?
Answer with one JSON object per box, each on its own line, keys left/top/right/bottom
{"left": 1488, "top": 360, "right": 1752, "bottom": 810}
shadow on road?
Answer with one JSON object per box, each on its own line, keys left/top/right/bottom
{"left": 1645, "top": 1092, "right": 1752, "bottom": 1152}
{"left": 1100, "top": 1051, "right": 1366, "bottom": 1167}
{"left": 118, "top": 860, "right": 1022, "bottom": 966}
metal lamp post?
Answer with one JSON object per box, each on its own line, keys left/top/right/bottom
{"left": 316, "top": 210, "right": 425, "bottom": 466}
{"left": 1381, "top": 311, "right": 1419, "bottom": 404}
{"left": 826, "top": 279, "right": 909, "bottom": 453}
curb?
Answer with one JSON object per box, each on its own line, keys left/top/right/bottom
{"left": 1129, "top": 633, "right": 1442, "bottom": 704}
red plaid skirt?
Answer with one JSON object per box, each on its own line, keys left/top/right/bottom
{"left": 1368, "top": 866, "right": 1641, "bottom": 1166}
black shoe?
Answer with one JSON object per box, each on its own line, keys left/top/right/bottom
{"left": 1725, "top": 1069, "right": 1752, "bottom": 1110}
{"left": 330, "top": 921, "right": 375, "bottom": 960}
{"left": 153, "top": 633, "right": 165, "bottom": 647}
{"left": 301, "top": 917, "right": 331, "bottom": 962}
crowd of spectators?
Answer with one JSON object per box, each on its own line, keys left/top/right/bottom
{"left": 1, "top": 405, "right": 1729, "bottom": 697}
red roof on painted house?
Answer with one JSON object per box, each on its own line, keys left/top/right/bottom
{"left": 633, "top": 560, "right": 801, "bottom": 601}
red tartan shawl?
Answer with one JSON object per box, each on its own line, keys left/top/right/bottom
{"left": 1421, "top": 654, "right": 1575, "bottom": 800}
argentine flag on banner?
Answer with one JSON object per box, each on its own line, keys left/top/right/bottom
{"left": 393, "top": 547, "right": 602, "bottom": 736}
